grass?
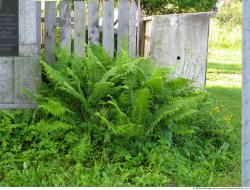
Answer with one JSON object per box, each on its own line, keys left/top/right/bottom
{"left": 207, "top": 49, "right": 242, "bottom": 87}
{"left": 206, "top": 2, "right": 242, "bottom": 185}
{"left": 206, "top": 46, "right": 242, "bottom": 186}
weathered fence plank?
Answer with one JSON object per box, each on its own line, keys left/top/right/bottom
{"left": 103, "top": 0, "right": 114, "bottom": 57}
{"left": 45, "top": 1, "right": 56, "bottom": 62}
{"left": 59, "top": 1, "right": 71, "bottom": 51}
{"left": 129, "top": 0, "right": 137, "bottom": 58}
{"left": 36, "top": 1, "right": 41, "bottom": 54}
{"left": 118, "top": 0, "right": 130, "bottom": 51}
{"left": 137, "top": 0, "right": 144, "bottom": 56}
{"left": 88, "top": 0, "right": 99, "bottom": 45}
{"left": 74, "top": 1, "right": 86, "bottom": 57}
{"left": 242, "top": 0, "right": 250, "bottom": 187}
{"left": 40, "top": 0, "right": 140, "bottom": 58}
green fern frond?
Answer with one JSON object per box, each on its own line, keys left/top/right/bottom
{"left": 115, "top": 49, "right": 131, "bottom": 66}
{"left": 95, "top": 112, "right": 119, "bottom": 135}
{"left": 116, "top": 123, "right": 143, "bottom": 139}
{"left": 64, "top": 131, "right": 80, "bottom": 144}
{"left": 132, "top": 88, "right": 152, "bottom": 125}
{"left": 90, "top": 45, "right": 114, "bottom": 67}
{"left": 103, "top": 100, "right": 130, "bottom": 124}
{"left": 172, "top": 108, "right": 198, "bottom": 122}
{"left": 151, "top": 102, "right": 182, "bottom": 128}
{"left": 152, "top": 95, "right": 204, "bottom": 130}
{"left": 54, "top": 48, "right": 73, "bottom": 67}
{"left": 70, "top": 134, "right": 91, "bottom": 162}
{"left": 31, "top": 120, "right": 75, "bottom": 133}
{"left": 88, "top": 82, "right": 114, "bottom": 103}
{"left": 85, "top": 47, "right": 106, "bottom": 85}
{"left": 41, "top": 61, "right": 85, "bottom": 103}
{"left": 38, "top": 98, "right": 73, "bottom": 117}
{"left": 171, "top": 124, "right": 197, "bottom": 135}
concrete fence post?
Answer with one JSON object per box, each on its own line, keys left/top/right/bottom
{"left": 242, "top": 0, "right": 250, "bottom": 187}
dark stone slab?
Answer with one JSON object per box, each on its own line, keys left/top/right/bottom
{"left": 0, "top": 0, "right": 19, "bottom": 56}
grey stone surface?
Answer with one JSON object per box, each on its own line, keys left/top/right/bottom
{"left": 19, "top": 0, "right": 38, "bottom": 56}
{"left": 0, "top": 0, "right": 40, "bottom": 109}
{"left": 242, "top": 0, "right": 250, "bottom": 186}
{"left": 0, "top": 57, "right": 40, "bottom": 108}
{"left": 14, "top": 57, "right": 40, "bottom": 104}
{"left": 0, "top": 103, "right": 36, "bottom": 109}
{"left": 0, "top": 58, "right": 15, "bottom": 104}
{"left": 144, "top": 13, "right": 212, "bottom": 86}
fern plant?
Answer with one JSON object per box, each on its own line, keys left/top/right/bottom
{"left": 0, "top": 46, "right": 232, "bottom": 186}
{"left": 35, "top": 46, "right": 203, "bottom": 137}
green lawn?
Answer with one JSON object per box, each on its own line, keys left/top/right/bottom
{"left": 206, "top": 48, "right": 242, "bottom": 186}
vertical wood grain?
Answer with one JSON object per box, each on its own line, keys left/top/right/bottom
{"left": 88, "top": 0, "right": 99, "bottom": 45}
{"left": 59, "top": 1, "right": 71, "bottom": 52}
{"left": 74, "top": 1, "right": 86, "bottom": 57}
{"left": 103, "top": 0, "right": 114, "bottom": 57}
{"left": 45, "top": 1, "right": 56, "bottom": 63}
{"left": 129, "top": 0, "right": 137, "bottom": 58}
{"left": 118, "top": 0, "right": 130, "bottom": 51}
{"left": 137, "top": 0, "right": 144, "bottom": 56}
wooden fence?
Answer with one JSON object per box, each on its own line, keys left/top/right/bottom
{"left": 36, "top": 0, "right": 142, "bottom": 62}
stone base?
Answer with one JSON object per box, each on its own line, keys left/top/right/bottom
{"left": 0, "top": 104, "right": 37, "bottom": 109}
{"left": 0, "top": 56, "right": 41, "bottom": 109}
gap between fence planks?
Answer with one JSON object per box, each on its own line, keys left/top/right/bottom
{"left": 41, "top": 0, "right": 141, "bottom": 62}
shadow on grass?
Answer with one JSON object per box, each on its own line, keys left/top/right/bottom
{"left": 208, "top": 62, "right": 242, "bottom": 74}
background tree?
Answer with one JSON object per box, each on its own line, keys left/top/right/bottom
{"left": 140, "top": 0, "right": 217, "bottom": 15}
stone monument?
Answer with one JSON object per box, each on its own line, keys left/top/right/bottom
{"left": 0, "top": 0, "right": 40, "bottom": 109}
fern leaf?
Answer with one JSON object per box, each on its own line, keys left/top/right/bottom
{"left": 70, "top": 134, "right": 91, "bottom": 162}
{"left": 38, "top": 98, "right": 73, "bottom": 117}
{"left": 88, "top": 82, "right": 114, "bottom": 103}
{"left": 132, "top": 88, "right": 152, "bottom": 125}
{"left": 85, "top": 47, "right": 106, "bottom": 85}
{"left": 31, "top": 120, "right": 75, "bottom": 133}
{"left": 90, "top": 45, "right": 114, "bottom": 67}
{"left": 41, "top": 61, "right": 85, "bottom": 103}
{"left": 116, "top": 123, "right": 142, "bottom": 139}
{"left": 103, "top": 100, "right": 130, "bottom": 124}
{"left": 95, "top": 112, "right": 119, "bottom": 135}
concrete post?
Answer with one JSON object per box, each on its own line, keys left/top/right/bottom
{"left": 242, "top": 0, "right": 250, "bottom": 186}
{"left": 143, "top": 13, "right": 212, "bottom": 86}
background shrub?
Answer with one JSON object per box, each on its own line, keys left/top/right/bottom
{"left": 140, "top": 0, "right": 216, "bottom": 15}
{"left": 209, "top": 0, "right": 242, "bottom": 50}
